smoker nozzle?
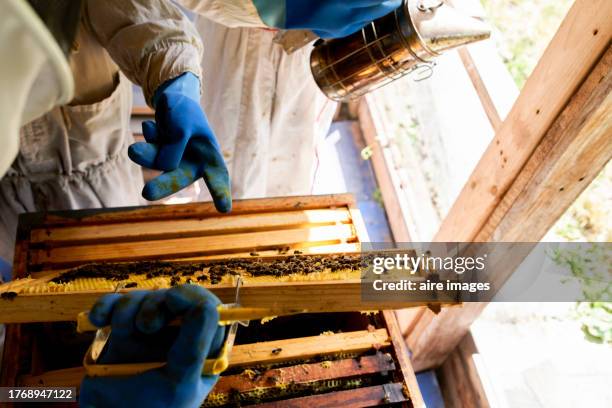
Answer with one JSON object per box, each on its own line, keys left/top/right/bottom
{"left": 310, "top": 0, "right": 492, "bottom": 101}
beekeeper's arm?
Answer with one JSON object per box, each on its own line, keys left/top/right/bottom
{"left": 84, "top": 0, "right": 231, "bottom": 212}
{"left": 80, "top": 285, "right": 225, "bottom": 407}
{"left": 179, "top": 0, "right": 401, "bottom": 38}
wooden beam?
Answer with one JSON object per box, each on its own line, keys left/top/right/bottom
{"left": 0, "top": 280, "right": 455, "bottom": 324}
{"left": 214, "top": 329, "right": 390, "bottom": 368}
{"left": 357, "top": 98, "right": 412, "bottom": 242}
{"left": 19, "top": 330, "right": 391, "bottom": 388}
{"left": 211, "top": 354, "right": 395, "bottom": 396}
{"left": 457, "top": 47, "right": 503, "bottom": 132}
{"left": 19, "top": 366, "right": 84, "bottom": 388}
{"left": 29, "top": 224, "right": 357, "bottom": 267}
{"left": 131, "top": 105, "right": 154, "bottom": 116}
{"left": 408, "top": 37, "right": 612, "bottom": 370}
{"left": 476, "top": 46, "right": 612, "bottom": 242}
{"left": 434, "top": 0, "right": 612, "bottom": 242}
{"left": 251, "top": 383, "right": 407, "bottom": 407}
{"left": 28, "top": 194, "right": 356, "bottom": 227}
{"left": 437, "top": 332, "right": 490, "bottom": 408}
{"left": 0, "top": 325, "right": 21, "bottom": 387}
{"left": 29, "top": 209, "right": 352, "bottom": 245}
{"left": 382, "top": 311, "right": 425, "bottom": 408}
{"left": 24, "top": 243, "right": 363, "bottom": 279}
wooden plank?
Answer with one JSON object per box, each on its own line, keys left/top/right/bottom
{"left": 24, "top": 243, "right": 362, "bottom": 279}
{"left": 154, "top": 243, "right": 362, "bottom": 262}
{"left": 19, "top": 367, "right": 84, "bottom": 388}
{"left": 476, "top": 45, "right": 612, "bottom": 242}
{"left": 357, "top": 98, "right": 412, "bottom": 242}
{"left": 394, "top": 307, "right": 426, "bottom": 339}
{"left": 212, "top": 354, "right": 395, "bottom": 395}
{"left": 437, "top": 352, "right": 462, "bottom": 408}
{"left": 409, "top": 38, "right": 612, "bottom": 370}
{"left": 347, "top": 202, "right": 370, "bottom": 242}
{"left": 30, "top": 224, "right": 357, "bottom": 267}
{"left": 437, "top": 332, "right": 490, "bottom": 408}
{"left": 457, "top": 47, "right": 503, "bottom": 131}
{"left": 359, "top": 92, "right": 443, "bottom": 242}
{"left": 0, "top": 280, "right": 455, "bottom": 324}
{"left": 434, "top": 0, "right": 612, "bottom": 242}
{"left": 0, "top": 325, "right": 22, "bottom": 387}
{"left": 30, "top": 209, "right": 352, "bottom": 245}
{"left": 131, "top": 105, "right": 154, "bottom": 116}
{"left": 26, "top": 194, "right": 356, "bottom": 228}
{"left": 382, "top": 311, "right": 425, "bottom": 408}
{"left": 251, "top": 383, "right": 407, "bottom": 407}
{"left": 19, "top": 333, "right": 392, "bottom": 389}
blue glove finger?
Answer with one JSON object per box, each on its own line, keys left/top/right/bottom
{"left": 89, "top": 293, "right": 123, "bottom": 328}
{"left": 109, "top": 291, "right": 149, "bottom": 337}
{"left": 154, "top": 93, "right": 193, "bottom": 172}
{"left": 189, "top": 139, "right": 232, "bottom": 213}
{"left": 142, "top": 120, "right": 159, "bottom": 144}
{"left": 164, "top": 285, "right": 224, "bottom": 381}
{"left": 128, "top": 142, "right": 161, "bottom": 170}
{"left": 0, "top": 257, "right": 12, "bottom": 282}
{"left": 142, "top": 165, "right": 198, "bottom": 201}
{"left": 135, "top": 290, "right": 171, "bottom": 334}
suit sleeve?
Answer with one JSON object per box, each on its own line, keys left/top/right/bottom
{"left": 84, "top": 0, "right": 204, "bottom": 106}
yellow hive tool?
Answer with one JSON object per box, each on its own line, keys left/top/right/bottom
{"left": 81, "top": 278, "right": 249, "bottom": 377}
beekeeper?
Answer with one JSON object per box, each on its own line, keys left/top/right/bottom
{"left": 0, "top": 2, "right": 225, "bottom": 406}
{"left": 150, "top": 0, "right": 403, "bottom": 199}
{"left": 0, "top": 0, "right": 231, "bottom": 264}
{"left": 79, "top": 284, "right": 224, "bottom": 407}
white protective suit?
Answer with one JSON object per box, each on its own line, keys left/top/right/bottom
{"left": 0, "top": 0, "right": 204, "bottom": 263}
{"left": 180, "top": 0, "right": 338, "bottom": 199}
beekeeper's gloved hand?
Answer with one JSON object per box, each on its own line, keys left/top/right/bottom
{"left": 128, "top": 72, "right": 231, "bottom": 212}
{"left": 253, "top": 0, "right": 402, "bottom": 38}
{"left": 0, "top": 258, "right": 11, "bottom": 283}
{"left": 80, "top": 285, "right": 225, "bottom": 408}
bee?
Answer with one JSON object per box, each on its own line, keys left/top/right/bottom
{"left": 1, "top": 291, "right": 17, "bottom": 301}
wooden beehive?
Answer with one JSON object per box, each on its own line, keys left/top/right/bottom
{"left": 0, "top": 194, "right": 426, "bottom": 407}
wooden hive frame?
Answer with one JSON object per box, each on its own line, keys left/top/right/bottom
{"left": 1, "top": 194, "right": 427, "bottom": 407}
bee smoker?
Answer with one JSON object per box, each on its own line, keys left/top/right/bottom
{"left": 310, "top": 0, "right": 491, "bottom": 101}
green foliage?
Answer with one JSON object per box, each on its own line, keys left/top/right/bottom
{"left": 550, "top": 245, "right": 612, "bottom": 344}
{"left": 575, "top": 302, "right": 612, "bottom": 345}
{"left": 372, "top": 188, "right": 384, "bottom": 208}
{"left": 481, "top": 0, "right": 574, "bottom": 87}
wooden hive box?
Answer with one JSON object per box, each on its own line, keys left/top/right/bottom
{"left": 1, "top": 194, "right": 426, "bottom": 407}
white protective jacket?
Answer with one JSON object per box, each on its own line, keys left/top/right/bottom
{"left": 180, "top": 0, "right": 338, "bottom": 200}
{"left": 0, "top": 0, "right": 204, "bottom": 262}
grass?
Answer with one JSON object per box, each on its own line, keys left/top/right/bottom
{"left": 481, "top": 0, "right": 574, "bottom": 88}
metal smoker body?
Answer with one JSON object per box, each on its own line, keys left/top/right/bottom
{"left": 310, "top": 0, "right": 491, "bottom": 101}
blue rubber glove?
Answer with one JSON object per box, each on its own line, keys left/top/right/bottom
{"left": 253, "top": 0, "right": 402, "bottom": 38}
{"left": 80, "top": 285, "right": 225, "bottom": 408}
{"left": 0, "top": 258, "right": 11, "bottom": 282}
{"left": 128, "top": 73, "right": 232, "bottom": 212}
